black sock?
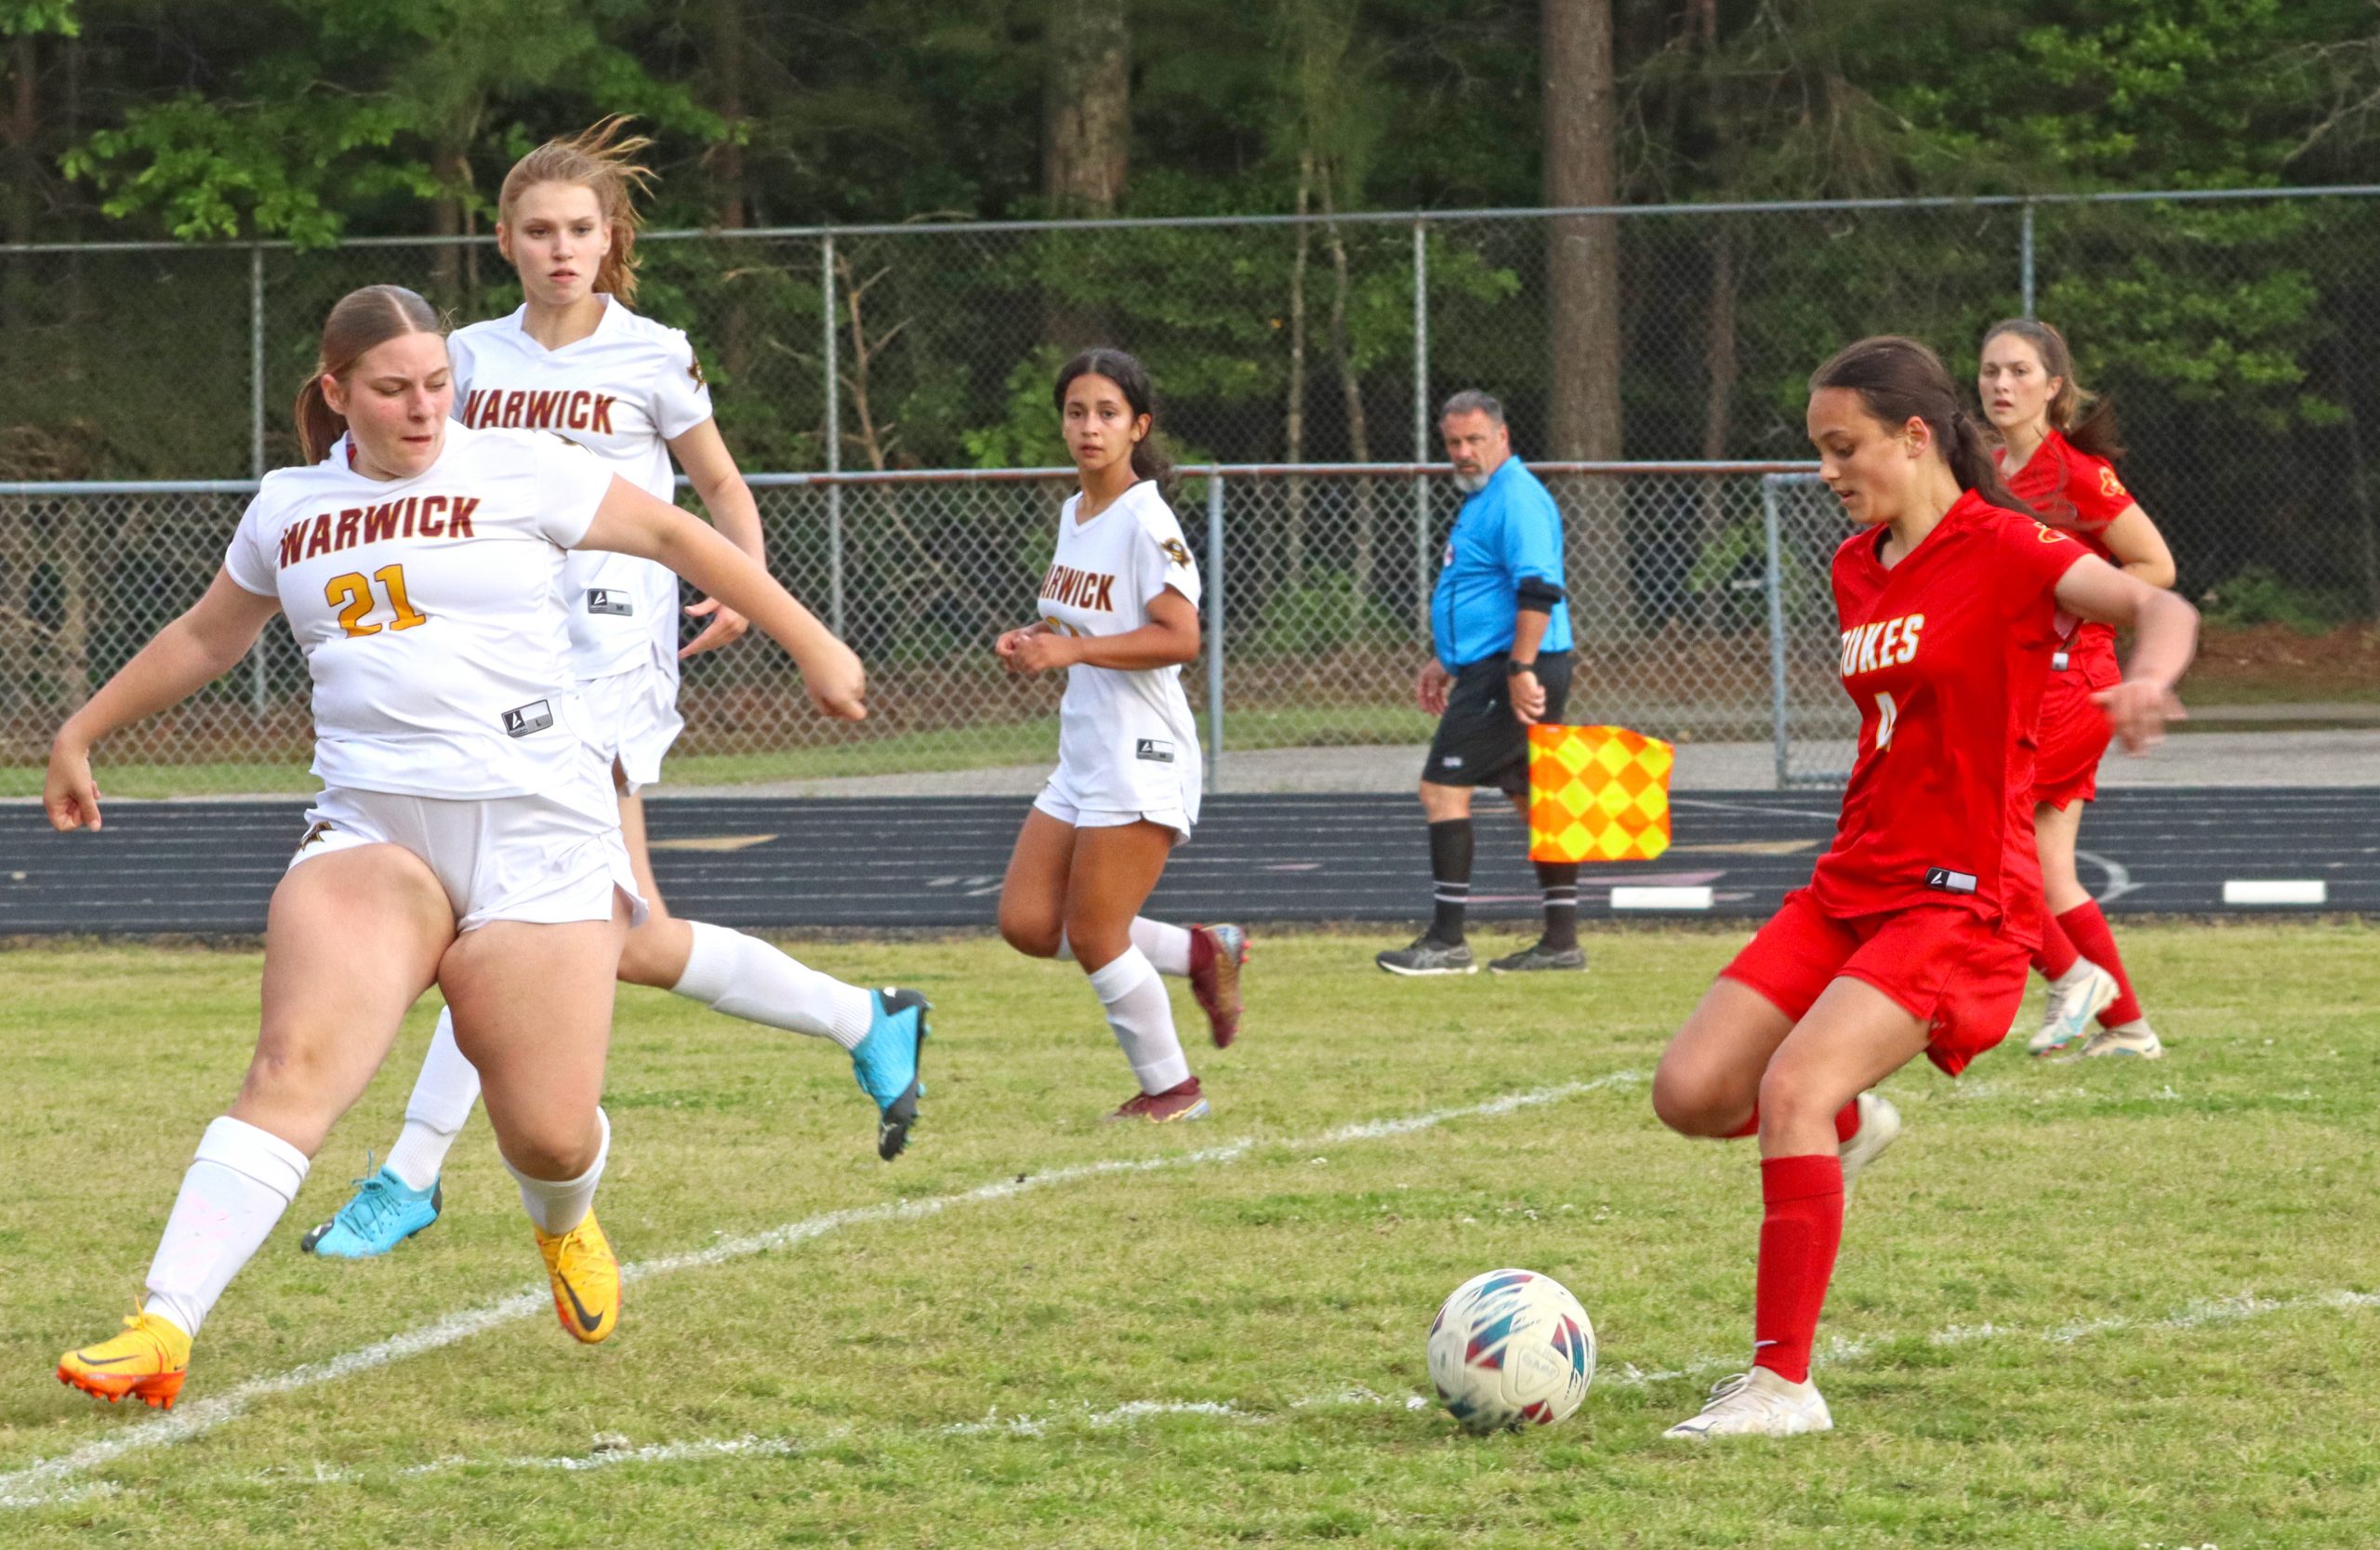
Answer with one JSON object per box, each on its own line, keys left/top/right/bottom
{"left": 1535, "top": 861, "right": 1580, "bottom": 950}
{"left": 1428, "top": 818, "right": 1474, "bottom": 944}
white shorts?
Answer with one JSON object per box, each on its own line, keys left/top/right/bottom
{"left": 289, "top": 784, "right": 647, "bottom": 934}
{"left": 1033, "top": 769, "right": 1194, "bottom": 844}
{"left": 577, "top": 661, "right": 684, "bottom": 795}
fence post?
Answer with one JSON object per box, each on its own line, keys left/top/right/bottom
{"left": 1412, "top": 218, "right": 1431, "bottom": 631}
{"left": 248, "top": 243, "right": 269, "bottom": 719}
{"left": 1761, "top": 474, "right": 1792, "bottom": 789}
{"left": 2020, "top": 200, "right": 2036, "bottom": 319}
{"left": 822, "top": 233, "right": 845, "bottom": 635}
{"left": 1206, "top": 468, "right": 1226, "bottom": 794}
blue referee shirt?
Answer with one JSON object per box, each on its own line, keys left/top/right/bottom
{"left": 1429, "top": 456, "right": 1573, "bottom": 669}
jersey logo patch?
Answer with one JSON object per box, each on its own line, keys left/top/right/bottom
{"left": 1136, "top": 738, "right": 1176, "bottom": 764}
{"left": 2034, "top": 523, "right": 2069, "bottom": 545}
{"left": 587, "top": 588, "right": 635, "bottom": 616}
{"left": 1923, "top": 867, "right": 1978, "bottom": 894}
{"left": 1160, "top": 538, "right": 1193, "bottom": 568}
{"left": 687, "top": 350, "right": 707, "bottom": 388}
{"left": 502, "top": 700, "right": 555, "bottom": 738}
{"left": 2099, "top": 466, "right": 2124, "bottom": 499}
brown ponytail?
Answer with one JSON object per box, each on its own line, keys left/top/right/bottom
{"left": 293, "top": 285, "right": 443, "bottom": 463}
{"left": 1810, "top": 335, "right": 2037, "bottom": 519}
{"left": 497, "top": 116, "right": 656, "bottom": 305}
{"left": 1980, "top": 317, "right": 2124, "bottom": 463}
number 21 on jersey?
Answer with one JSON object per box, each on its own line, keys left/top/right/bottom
{"left": 326, "top": 564, "right": 428, "bottom": 638}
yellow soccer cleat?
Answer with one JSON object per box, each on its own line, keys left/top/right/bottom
{"left": 58, "top": 1312, "right": 192, "bottom": 1411}
{"left": 536, "top": 1212, "right": 621, "bottom": 1345}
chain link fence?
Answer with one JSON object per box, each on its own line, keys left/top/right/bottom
{"left": 7, "top": 190, "right": 2380, "bottom": 630}
{"left": 5, "top": 189, "right": 2379, "bottom": 795}
{"left": 1, "top": 464, "right": 1875, "bottom": 796}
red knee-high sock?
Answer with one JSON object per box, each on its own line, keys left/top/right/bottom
{"left": 1726, "top": 1101, "right": 1860, "bottom": 1143}
{"left": 1752, "top": 1154, "right": 1845, "bottom": 1384}
{"left": 2056, "top": 901, "right": 2141, "bottom": 1024}
{"left": 2032, "top": 910, "right": 2080, "bottom": 979}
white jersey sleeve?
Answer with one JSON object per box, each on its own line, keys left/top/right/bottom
{"left": 530, "top": 434, "right": 618, "bottom": 549}
{"left": 223, "top": 495, "right": 281, "bottom": 597}
{"left": 1130, "top": 499, "right": 1202, "bottom": 612}
{"left": 649, "top": 328, "right": 714, "bottom": 442}
{"left": 443, "top": 329, "right": 478, "bottom": 417}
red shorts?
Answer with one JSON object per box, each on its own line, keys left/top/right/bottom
{"left": 1719, "top": 889, "right": 2031, "bottom": 1076}
{"left": 2032, "top": 669, "right": 2114, "bottom": 808}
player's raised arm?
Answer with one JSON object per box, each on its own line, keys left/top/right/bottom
{"left": 577, "top": 474, "right": 866, "bottom": 720}
{"left": 45, "top": 569, "right": 284, "bottom": 832}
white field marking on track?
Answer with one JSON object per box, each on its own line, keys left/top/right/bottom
{"left": 85, "top": 1287, "right": 2380, "bottom": 1505}
{"left": 2078, "top": 849, "right": 2137, "bottom": 905}
{"left": 0, "top": 1072, "right": 1646, "bottom": 1511}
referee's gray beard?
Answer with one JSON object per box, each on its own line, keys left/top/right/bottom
{"left": 1450, "top": 470, "right": 1488, "bottom": 494}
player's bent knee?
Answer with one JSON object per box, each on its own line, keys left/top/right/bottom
{"left": 493, "top": 1113, "right": 600, "bottom": 1182}
{"left": 1650, "top": 1060, "right": 1751, "bottom": 1138}
{"left": 999, "top": 910, "right": 1064, "bottom": 959}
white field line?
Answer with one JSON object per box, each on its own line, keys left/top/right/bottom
{"left": 62, "top": 1285, "right": 2380, "bottom": 1504}
{"left": 0, "top": 1071, "right": 1646, "bottom": 1510}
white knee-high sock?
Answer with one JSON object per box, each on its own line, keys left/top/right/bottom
{"left": 1059, "top": 920, "right": 1193, "bottom": 975}
{"left": 673, "top": 920, "right": 874, "bottom": 1051}
{"left": 387, "top": 1005, "right": 481, "bottom": 1191}
{"left": 143, "top": 1117, "right": 311, "bottom": 1339}
{"left": 505, "top": 1108, "right": 611, "bottom": 1237}
{"left": 1087, "top": 947, "right": 1191, "bottom": 1095}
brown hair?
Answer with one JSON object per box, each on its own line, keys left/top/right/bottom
{"left": 293, "top": 285, "right": 443, "bottom": 463}
{"left": 1054, "top": 347, "right": 1173, "bottom": 486}
{"left": 497, "top": 116, "right": 657, "bottom": 304}
{"left": 1980, "top": 317, "right": 2124, "bottom": 462}
{"left": 1809, "top": 335, "right": 2035, "bottom": 518}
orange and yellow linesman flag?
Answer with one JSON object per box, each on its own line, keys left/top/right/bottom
{"left": 1527, "top": 723, "right": 1675, "bottom": 864}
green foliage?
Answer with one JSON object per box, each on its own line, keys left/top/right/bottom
{"left": 1251, "top": 567, "right": 1405, "bottom": 656}
{"left": 2200, "top": 563, "right": 2353, "bottom": 631}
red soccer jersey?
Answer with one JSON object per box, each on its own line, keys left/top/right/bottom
{"left": 1805, "top": 491, "right": 2092, "bottom": 943}
{"left": 1995, "top": 431, "right": 2135, "bottom": 683}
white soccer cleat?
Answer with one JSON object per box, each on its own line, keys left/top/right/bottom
{"left": 1837, "top": 1091, "right": 1902, "bottom": 1194}
{"left": 1662, "top": 1367, "right": 1834, "bottom": 1440}
{"left": 2027, "top": 960, "right": 2119, "bottom": 1057}
{"left": 2067, "top": 1020, "right": 2164, "bottom": 1061}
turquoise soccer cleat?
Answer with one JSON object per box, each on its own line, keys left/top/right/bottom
{"left": 852, "top": 987, "right": 931, "bottom": 1160}
{"left": 300, "top": 1164, "right": 443, "bottom": 1260}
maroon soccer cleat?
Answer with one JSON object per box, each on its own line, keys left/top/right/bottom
{"left": 1105, "top": 1077, "right": 1211, "bottom": 1123}
{"left": 1187, "top": 923, "right": 1249, "bottom": 1048}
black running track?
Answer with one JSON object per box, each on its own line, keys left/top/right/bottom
{"left": 0, "top": 788, "right": 2371, "bottom": 936}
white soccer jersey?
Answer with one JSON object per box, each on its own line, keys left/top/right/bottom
{"left": 1039, "top": 479, "right": 1205, "bottom": 820}
{"left": 447, "top": 299, "right": 714, "bottom": 680}
{"left": 223, "top": 421, "right": 618, "bottom": 805}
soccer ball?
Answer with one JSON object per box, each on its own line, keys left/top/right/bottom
{"left": 1426, "top": 1267, "right": 1596, "bottom": 1433}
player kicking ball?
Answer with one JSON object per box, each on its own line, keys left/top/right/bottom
{"left": 1647, "top": 337, "right": 2197, "bottom": 1439}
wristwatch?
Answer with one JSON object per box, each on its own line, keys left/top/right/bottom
{"left": 1503, "top": 657, "right": 1538, "bottom": 677}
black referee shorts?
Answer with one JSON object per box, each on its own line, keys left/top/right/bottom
{"left": 1421, "top": 652, "right": 1574, "bottom": 796}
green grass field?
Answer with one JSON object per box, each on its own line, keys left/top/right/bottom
{"left": 2, "top": 922, "right": 2376, "bottom": 1547}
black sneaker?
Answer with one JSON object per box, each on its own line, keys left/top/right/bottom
{"left": 1375, "top": 934, "right": 1478, "bottom": 976}
{"left": 1488, "top": 942, "right": 1587, "bottom": 974}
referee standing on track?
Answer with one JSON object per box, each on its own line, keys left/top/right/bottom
{"left": 1377, "top": 390, "right": 1582, "bottom": 976}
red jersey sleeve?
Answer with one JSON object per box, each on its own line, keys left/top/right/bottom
{"left": 1989, "top": 508, "right": 2094, "bottom": 616}
{"left": 2058, "top": 443, "right": 2133, "bottom": 531}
